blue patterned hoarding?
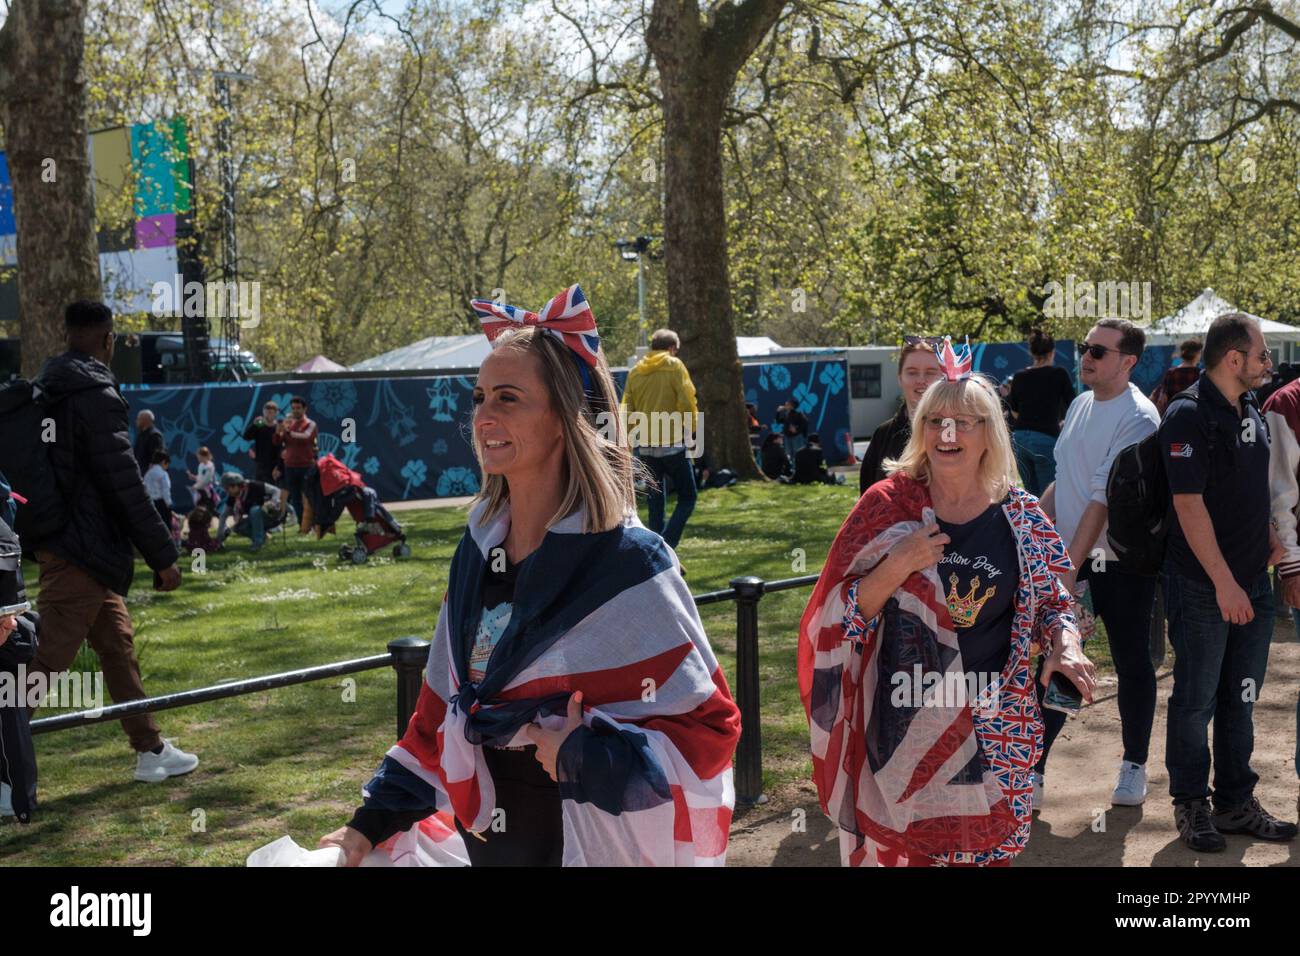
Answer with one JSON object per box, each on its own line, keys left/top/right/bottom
{"left": 739, "top": 359, "right": 854, "bottom": 463}
{"left": 124, "top": 357, "right": 852, "bottom": 510}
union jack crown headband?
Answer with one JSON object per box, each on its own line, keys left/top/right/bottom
{"left": 933, "top": 335, "right": 973, "bottom": 382}
{"left": 471, "top": 284, "right": 601, "bottom": 396}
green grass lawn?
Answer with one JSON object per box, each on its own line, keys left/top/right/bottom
{"left": 0, "top": 479, "right": 1116, "bottom": 865}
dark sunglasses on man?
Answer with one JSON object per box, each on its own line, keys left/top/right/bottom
{"left": 1077, "top": 341, "right": 1133, "bottom": 361}
{"left": 1231, "top": 346, "right": 1272, "bottom": 364}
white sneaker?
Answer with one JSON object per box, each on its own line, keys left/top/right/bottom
{"left": 135, "top": 739, "right": 200, "bottom": 783}
{"left": 0, "top": 782, "right": 12, "bottom": 817}
{"left": 1031, "top": 772, "right": 1043, "bottom": 812}
{"left": 1111, "top": 760, "right": 1148, "bottom": 806}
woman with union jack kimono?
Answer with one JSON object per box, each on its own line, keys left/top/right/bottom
{"left": 799, "top": 341, "right": 1096, "bottom": 866}
{"left": 319, "top": 285, "right": 740, "bottom": 866}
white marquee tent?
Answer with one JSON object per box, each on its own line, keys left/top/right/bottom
{"left": 351, "top": 334, "right": 490, "bottom": 372}
{"left": 1146, "top": 288, "right": 1298, "bottom": 342}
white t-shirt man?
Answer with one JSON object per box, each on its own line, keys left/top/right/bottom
{"left": 1052, "top": 382, "right": 1160, "bottom": 562}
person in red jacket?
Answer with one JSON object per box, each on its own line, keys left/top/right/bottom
{"left": 272, "top": 395, "right": 318, "bottom": 526}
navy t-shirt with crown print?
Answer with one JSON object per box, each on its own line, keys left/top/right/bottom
{"left": 936, "top": 497, "right": 1018, "bottom": 680}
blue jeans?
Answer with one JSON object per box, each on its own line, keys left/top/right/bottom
{"left": 1164, "top": 570, "right": 1275, "bottom": 807}
{"left": 221, "top": 504, "right": 266, "bottom": 547}
{"left": 640, "top": 450, "right": 697, "bottom": 548}
{"left": 1011, "top": 429, "right": 1057, "bottom": 497}
{"left": 785, "top": 433, "right": 807, "bottom": 458}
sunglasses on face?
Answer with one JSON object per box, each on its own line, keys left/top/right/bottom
{"left": 922, "top": 415, "right": 985, "bottom": 433}
{"left": 1232, "top": 347, "right": 1272, "bottom": 364}
{"left": 1077, "top": 342, "right": 1132, "bottom": 361}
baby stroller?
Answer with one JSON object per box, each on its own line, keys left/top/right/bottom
{"left": 303, "top": 454, "right": 410, "bottom": 565}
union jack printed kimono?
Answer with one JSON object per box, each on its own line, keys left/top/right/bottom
{"left": 798, "top": 473, "right": 1076, "bottom": 866}
{"left": 362, "top": 499, "right": 741, "bottom": 866}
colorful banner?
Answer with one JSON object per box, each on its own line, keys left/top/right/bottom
{"left": 0, "top": 117, "right": 192, "bottom": 319}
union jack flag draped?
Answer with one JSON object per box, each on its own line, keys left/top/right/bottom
{"left": 798, "top": 473, "right": 1076, "bottom": 866}
{"left": 470, "top": 284, "right": 602, "bottom": 368}
{"left": 361, "top": 499, "right": 741, "bottom": 866}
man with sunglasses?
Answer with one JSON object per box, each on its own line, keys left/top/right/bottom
{"left": 1161, "top": 312, "right": 1296, "bottom": 851}
{"left": 1039, "top": 319, "right": 1160, "bottom": 811}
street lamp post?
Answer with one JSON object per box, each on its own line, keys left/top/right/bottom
{"left": 212, "top": 69, "right": 254, "bottom": 381}
{"left": 615, "top": 235, "right": 658, "bottom": 350}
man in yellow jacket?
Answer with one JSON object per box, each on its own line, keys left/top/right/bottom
{"left": 621, "top": 329, "right": 699, "bottom": 548}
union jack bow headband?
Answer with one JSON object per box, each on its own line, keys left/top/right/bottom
{"left": 934, "top": 335, "right": 973, "bottom": 382}
{"left": 470, "top": 284, "right": 602, "bottom": 369}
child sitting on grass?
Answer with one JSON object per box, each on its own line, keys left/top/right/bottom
{"left": 182, "top": 502, "right": 223, "bottom": 555}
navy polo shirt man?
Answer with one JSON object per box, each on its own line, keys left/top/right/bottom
{"left": 1161, "top": 311, "right": 1297, "bottom": 853}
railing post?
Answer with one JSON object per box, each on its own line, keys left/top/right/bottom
{"left": 388, "top": 636, "right": 431, "bottom": 740}
{"left": 730, "top": 575, "right": 766, "bottom": 807}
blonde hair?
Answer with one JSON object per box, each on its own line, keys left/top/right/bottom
{"left": 471, "top": 326, "right": 636, "bottom": 534}
{"left": 884, "top": 374, "right": 1019, "bottom": 501}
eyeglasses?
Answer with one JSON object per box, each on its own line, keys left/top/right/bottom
{"left": 922, "top": 415, "right": 985, "bottom": 433}
{"left": 1078, "top": 342, "right": 1133, "bottom": 360}
{"left": 1232, "top": 347, "right": 1272, "bottom": 364}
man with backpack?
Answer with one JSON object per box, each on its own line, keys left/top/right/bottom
{"left": 1038, "top": 318, "right": 1161, "bottom": 810}
{"left": 4, "top": 301, "right": 199, "bottom": 783}
{"left": 1160, "top": 312, "right": 1295, "bottom": 851}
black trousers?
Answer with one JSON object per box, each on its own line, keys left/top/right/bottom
{"left": 455, "top": 746, "right": 564, "bottom": 866}
{"left": 1036, "top": 564, "right": 1158, "bottom": 774}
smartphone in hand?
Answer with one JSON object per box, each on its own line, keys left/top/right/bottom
{"left": 1042, "top": 671, "right": 1083, "bottom": 716}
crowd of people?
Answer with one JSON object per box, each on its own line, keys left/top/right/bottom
{"left": 3, "top": 292, "right": 1298, "bottom": 871}
{"left": 823, "top": 314, "right": 1299, "bottom": 864}
{"left": 125, "top": 393, "right": 317, "bottom": 554}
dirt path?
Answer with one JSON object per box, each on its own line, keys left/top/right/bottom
{"left": 728, "top": 620, "right": 1300, "bottom": 867}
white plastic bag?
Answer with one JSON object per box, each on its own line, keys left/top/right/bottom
{"left": 246, "top": 814, "right": 470, "bottom": 868}
{"left": 246, "top": 836, "right": 346, "bottom": 867}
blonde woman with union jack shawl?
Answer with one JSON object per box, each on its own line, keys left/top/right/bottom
{"left": 798, "top": 338, "right": 1096, "bottom": 866}
{"left": 319, "top": 285, "right": 740, "bottom": 867}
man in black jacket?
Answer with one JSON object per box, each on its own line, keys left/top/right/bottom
{"left": 27, "top": 301, "right": 199, "bottom": 783}
{"left": 132, "top": 409, "right": 164, "bottom": 476}
{"left": 776, "top": 399, "right": 809, "bottom": 457}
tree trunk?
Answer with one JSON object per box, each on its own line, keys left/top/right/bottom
{"left": 0, "top": 0, "right": 102, "bottom": 378}
{"left": 647, "top": 0, "right": 786, "bottom": 479}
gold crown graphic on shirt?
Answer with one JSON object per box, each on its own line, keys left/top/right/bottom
{"left": 947, "top": 573, "right": 996, "bottom": 628}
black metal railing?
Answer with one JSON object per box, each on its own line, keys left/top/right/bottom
{"left": 29, "top": 574, "right": 821, "bottom": 808}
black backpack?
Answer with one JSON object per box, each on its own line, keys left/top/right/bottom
{"left": 1105, "top": 384, "right": 1217, "bottom": 576}
{"left": 0, "top": 379, "right": 72, "bottom": 544}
